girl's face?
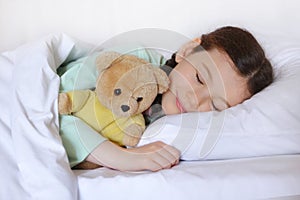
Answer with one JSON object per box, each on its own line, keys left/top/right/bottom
{"left": 162, "top": 48, "right": 250, "bottom": 115}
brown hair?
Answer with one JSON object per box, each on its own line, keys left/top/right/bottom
{"left": 197, "top": 26, "right": 274, "bottom": 95}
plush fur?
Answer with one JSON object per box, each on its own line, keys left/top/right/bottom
{"left": 59, "top": 51, "right": 169, "bottom": 148}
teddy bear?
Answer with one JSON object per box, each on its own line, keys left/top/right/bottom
{"left": 58, "top": 51, "right": 169, "bottom": 147}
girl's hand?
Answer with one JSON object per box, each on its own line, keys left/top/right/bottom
{"left": 87, "top": 141, "right": 180, "bottom": 172}
{"left": 175, "top": 38, "right": 201, "bottom": 63}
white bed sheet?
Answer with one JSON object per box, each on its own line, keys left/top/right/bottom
{"left": 1, "top": 34, "right": 299, "bottom": 200}
{"left": 75, "top": 155, "right": 300, "bottom": 200}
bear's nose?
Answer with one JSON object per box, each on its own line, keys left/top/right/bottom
{"left": 121, "top": 105, "right": 130, "bottom": 112}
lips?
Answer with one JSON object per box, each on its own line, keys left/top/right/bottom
{"left": 176, "top": 97, "right": 186, "bottom": 113}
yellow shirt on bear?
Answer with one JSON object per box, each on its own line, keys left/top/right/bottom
{"left": 66, "top": 90, "right": 145, "bottom": 146}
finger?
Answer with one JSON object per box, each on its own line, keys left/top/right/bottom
{"left": 153, "top": 155, "right": 173, "bottom": 170}
{"left": 155, "top": 145, "right": 180, "bottom": 169}
{"left": 176, "top": 41, "right": 192, "bottom": 63}
{"left": 144, "top": 160, "right": 163, "bottom": 172}
{"left": 162, "top": 145, "right": 181, "bottom": 167}
{"left": 130, "top": 141, "right": 180, "bottom": 171}
{"left": 175, "top": 49, "right": 185, "bottom": 63}
{"left": 193, "top": 37, "right": 201, "bottom": 44}
{"left": 140, "top": 155, "right": 169, "bottom": 172}
{"left": 175, "top": 39, "right": 201, "bottom": 63}
{"left": 143, "top": 148, "right": 174, "bottom": 170}
{"left": 152, "top": 141, "right": 181, "bottom": 162}
{"left": 175, "top": 54, "right": 184, "bottom": 63}
{"left": 160, "top": 143, "right": 181, "bottom": 160}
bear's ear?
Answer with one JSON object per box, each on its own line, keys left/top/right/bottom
{"left": 152, "top": 67, "right": 170, "bottom": 94}
{"left": 96, "top": 51, "right": 122, "bottom": 72}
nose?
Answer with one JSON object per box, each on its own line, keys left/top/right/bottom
{"left": 121, "top": 105, "right": 130, "bottom": 112}
{"left": 186, "top": 90, "right": 199, "bottom": 107}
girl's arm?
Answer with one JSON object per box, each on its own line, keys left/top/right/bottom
{"left": 86, "top": 140, "right": 180, "bottom": 172}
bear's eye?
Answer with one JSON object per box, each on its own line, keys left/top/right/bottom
{"left": 136, "top": 97, "right": 143, "bottom": 102}
{"left": 114, "top": 88, "right": 122, "bottom": 96}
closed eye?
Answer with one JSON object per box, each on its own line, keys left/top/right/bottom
{"left": 196, "top": 73, "right": 204, "bottom": 85}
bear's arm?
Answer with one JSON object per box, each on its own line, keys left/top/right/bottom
{"left": 66, "top": 90, "right": 91, "bottom": 113}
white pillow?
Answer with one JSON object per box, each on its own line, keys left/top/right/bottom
{"left": 139, "top": 37, "right": 300, "bottom": 160}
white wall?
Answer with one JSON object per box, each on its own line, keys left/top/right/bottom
{"left": 0, "top": 0, "right": 300, "bottom": 52}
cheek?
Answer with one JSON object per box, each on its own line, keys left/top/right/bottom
{"left": 169, "top": 69, "right": 193, "bottom": 91}
{"left": 162, "top": 91, "right": 180, "bottom": 115}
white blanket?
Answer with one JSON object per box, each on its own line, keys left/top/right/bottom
{"left": 1, "top": 34, "right": 300, "bottom": 200}
{"left": 0, "top": 34, "right": 78, "bottom": 200}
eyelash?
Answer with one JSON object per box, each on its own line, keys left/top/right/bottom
{"left": 196, "top": 74, "right": 203, "bottom": 85}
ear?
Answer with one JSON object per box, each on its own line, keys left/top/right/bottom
{"left": 152, "top": 66, "right": 170, "bottom": 94}
{"left": 96, "top": 51, "right": 121, "bottom": 72}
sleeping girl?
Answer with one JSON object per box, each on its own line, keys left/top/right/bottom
{"left": 59, "top": 26, "right": 274, "bottom": 171}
